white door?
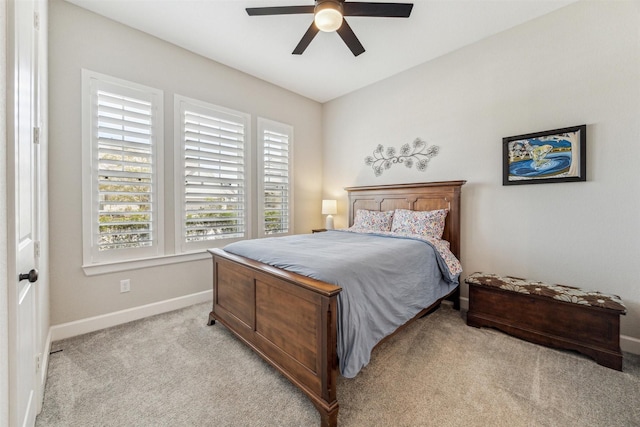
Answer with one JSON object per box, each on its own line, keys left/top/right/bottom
{"left": 9, "top": 0, "right": 40, "bottom": 425}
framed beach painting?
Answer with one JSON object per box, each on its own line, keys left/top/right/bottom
{"left": 502, "top": 125, "right": 586, "bottom": 185}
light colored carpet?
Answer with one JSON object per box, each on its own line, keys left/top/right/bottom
{"left": 36, "top": 302, "right": 640, "bottom": 426}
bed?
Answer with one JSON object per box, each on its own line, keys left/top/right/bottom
{"left": 207, "top": 180, "right": 465, "bottom": 426}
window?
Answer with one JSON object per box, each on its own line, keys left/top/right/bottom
{"left": 175, "top": 96, "right": 251, "bottom": 252}
{"left": 82, "top": 70, "right": 164, "bottom": 265}
{"left": 82, "top": 73, "right": 294, "bottom": 272}
{"left": 258, "top": 118, "right": 293, "bottom": 237}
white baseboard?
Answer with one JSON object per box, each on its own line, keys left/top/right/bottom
{"left": 621, "top": 334, "right": 640, "bottom": 355}
{"left": 50, "top": 290, "right": 213, "bottom": 342}
{"left": 457, "top": 296, "right": 639, "bottom": 355}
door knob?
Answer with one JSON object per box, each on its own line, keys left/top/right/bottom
{"left": 19, "top": 269, "right": 38, "bottom": 283}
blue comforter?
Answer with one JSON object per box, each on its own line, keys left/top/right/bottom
{"left": 223, "top": 230, "right": 459, "bottom": 378}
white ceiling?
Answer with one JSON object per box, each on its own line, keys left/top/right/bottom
{"left": 65, "top": 0, "right": 578, "bottom": 103}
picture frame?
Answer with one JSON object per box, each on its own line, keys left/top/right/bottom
{"left": 502, "top": 124, "right": 586, "bottom": 186}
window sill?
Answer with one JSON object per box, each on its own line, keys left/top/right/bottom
{"left": 82, "top": 251, "right": 211, "bottom": 276}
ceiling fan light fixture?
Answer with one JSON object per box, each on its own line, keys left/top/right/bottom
{"left": 314, "top": 0, "right": 343, "bottom": 32}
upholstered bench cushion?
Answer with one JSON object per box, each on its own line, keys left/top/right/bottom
{"left": 465, "top": 272, "right": 626, "bottom": 314}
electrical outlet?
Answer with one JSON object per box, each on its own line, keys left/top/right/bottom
{"left": 120, "top": 279, "right": 131, "bottom": 293}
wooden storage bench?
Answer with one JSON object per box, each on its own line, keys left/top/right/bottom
{"left": 465, "top": 272, "right": 626, "bottom": 371}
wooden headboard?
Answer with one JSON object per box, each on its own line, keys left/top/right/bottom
{"left": 344, "top": 181, "right": 466, "bottom": 259}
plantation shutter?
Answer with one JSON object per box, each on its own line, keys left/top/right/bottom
{"left": 177, "top": 99, "right": 249, "bottom": 250}
{"left": 96, "top": 90, "right": 155, "bottom": 251}
{"left": 259, "top": 118, "right": 293, "bottom": 236}
{"left": 83, "top": 70, "right": 164, "bottom": 265}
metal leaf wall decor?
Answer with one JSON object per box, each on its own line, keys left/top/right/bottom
{"left": 364, "top": 138, "right": 439, "bottom": 177}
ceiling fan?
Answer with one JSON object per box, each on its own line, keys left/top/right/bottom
{"left": 246, "top": 0, "right": 414, "bottom": 56}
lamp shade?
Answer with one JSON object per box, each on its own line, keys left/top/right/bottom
{"left": 321, "top": 199, "right": 337, "bottom": 215}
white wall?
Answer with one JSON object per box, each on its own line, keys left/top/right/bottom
{"left": 323, "top": 1, "right": 640, "bottom": 345}
{"left": 48, "top": 0, "right": 323, "bottom": 325}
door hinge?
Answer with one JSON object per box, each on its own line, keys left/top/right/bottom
{"left": 33, "top": 126, "right": 40, "bottom": 145}
{"left": 34, "top": 11, "right": 40, "bottom": 31}
{"left": 34, "top": 241, "right": 41, "bottom": 258}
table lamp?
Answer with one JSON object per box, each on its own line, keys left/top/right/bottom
{"left": 321, "top": 199, "right": 337, "bottom": 230}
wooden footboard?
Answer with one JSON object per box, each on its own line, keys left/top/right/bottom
{"left": 208, "top": 248, "right": 343, "bottom": 427}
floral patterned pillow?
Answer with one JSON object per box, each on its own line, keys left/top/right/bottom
{"left": 391, "top": 209, "right": 448, "bottom": 239}
{"left": 350, "top": 209, "right": 394, "bottom": 232}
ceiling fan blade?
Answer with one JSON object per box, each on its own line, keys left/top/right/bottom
{"left": 336, "top": 19, "right": 365, "bottom": 57}
{"left": 343, "top": 2, "right": 413, "bottom": 18}
{"left": 246, "top": 5, "right": 314, "bottom": 16}
{"left": 292, "top": 22, "right": 320, "bottom": 55}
